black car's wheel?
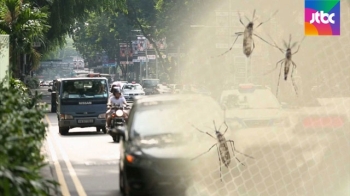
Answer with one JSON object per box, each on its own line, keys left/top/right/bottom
{"left": 101, "top": 127, "right": 107, "bottom": 134}
{"left": 113, "top": 135, "right": 120, "bottom": 143}
{"left": 96, "top": 127, "right": 101, "bottom": 132}
{"left": 59, "top": 127, "right": 69, "bottom": 135}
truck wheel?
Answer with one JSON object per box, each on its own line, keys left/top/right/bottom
{"left": 59, "top": 127, "right": 69, "bottom": 135}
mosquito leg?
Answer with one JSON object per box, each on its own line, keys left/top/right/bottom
{"left": 292, "top": 44, "right": 302, "bottom": 55}
{"left": 253, "top": 33, "right": 275, "bottom": 47}
{"left": 276, "top": 62, "right": 283, "bottom": 97}
{"left": 267, "top": 34, "right": 284, "bottom": 53}
{"left": 238, "top": 12, "right": 245, "bottom": 27}
{"left": 190, "top": 124, "right": 216, "bottom": 139}
{"left": 216, "top": 146, "right": 223, "bottom": 182}
{"left": 292, "top": 36, "right": 306, "bottom": 55}
{"left": 227, "top": 140, "right": 245, "bottom": 166}
{"left": 255, "top": 10, "right": 279, "bottom": 29}
{"left": 222, "top": 122, "right": 229, "bottom": 136}
{"left": 213, "top": 34, "right": 241, "bottom": 58}
{"left": 252, "top": 9, "right": 256, "bottom": 21}
{"left": 191, "top": 144, "right": 217, "bottom": 160}
{"left": 227, "top": 140, "right": 254, "bottom": 159}
{"left": 291, "top": 61, "right": 298, "bottom": 96}
{"left": 263, "top": 59, "right": 284, "bottom": 76}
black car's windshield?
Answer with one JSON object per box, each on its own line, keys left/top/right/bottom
{"left": 132, "top": 98, "right": 223, "bottom": 137}
{"left": 61, "top": 79, "right": 108, "bottom": 99}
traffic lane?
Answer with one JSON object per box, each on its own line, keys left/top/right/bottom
{"left": 46, "top": 113, "right": 122, "bottom": 196}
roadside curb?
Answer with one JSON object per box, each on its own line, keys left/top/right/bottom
{"left": 40, "top": 135, "right": 60, "bottom": 196}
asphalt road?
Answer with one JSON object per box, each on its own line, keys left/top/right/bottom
{"left": 43, "top": 113, "right": 122, "bottom": 196}
{"left": 38, "top": 85, "right": 123, "bottom": 196}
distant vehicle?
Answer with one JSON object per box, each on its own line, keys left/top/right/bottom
{"left": 86, "top": 73, "right": 113, "bottom": 84}
{"left": 153, "top": 84, "right": 172, "bottom": 94}
{"left": 185, "top": 84, "right": 211, "bottom": 95}
{"left": 48, "top": 77, "right": 109, "bottom": 135}
{"left": 141, "top": 79, "right": 159, "bottom": 95}
{"left": 41, "top": 80, "right": 52, "bottom": 86}
{"left": 111, "top": 81, "right": 128, "bottom": 88}
{"left": 220, "top": 84, "right": 289, "bottom": 129}
{"left": 121, "top": 82, "right": 145, "bottom": 102}
{"left": 118, "top": 94, "right": 224, "bottom": 196}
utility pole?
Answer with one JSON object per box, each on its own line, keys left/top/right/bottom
{"left": 145, "top": 39, "right": 148, "bottom": 78}
{"left": 126, "top": 43, "right": 129, "bottom": 81}
{"left": 156, "top": 53, "right": 158, "bottom": 79}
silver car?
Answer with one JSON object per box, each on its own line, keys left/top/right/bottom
{"left": 121, "top": 83, "right": 145, "bottom": 102}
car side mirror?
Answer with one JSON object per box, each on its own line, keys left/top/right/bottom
{"left": 48, "top": 89, "right": 52, "bottom": 92}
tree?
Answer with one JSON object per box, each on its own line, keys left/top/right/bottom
{"left": 72, "top": 10, "right": 133, "bottom": 77}
{"left": 0, "top": 0, "right": 50, "bottom": 77}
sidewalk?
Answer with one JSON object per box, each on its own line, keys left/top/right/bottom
{"left": 40, "top": 141, "right": 60, "bottom": 196}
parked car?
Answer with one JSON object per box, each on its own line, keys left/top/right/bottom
{"left": 121, "top": 82, "right": 145, "bottom": 102}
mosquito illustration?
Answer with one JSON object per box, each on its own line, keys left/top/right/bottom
{"left": 213, "top": 9, "right": 278, "bottom": 58}
{"left": 190, "top": 120, "right": 254, "bottom": 182}
{"left": 264, "top": 34, "right": 305, "bottom": 97}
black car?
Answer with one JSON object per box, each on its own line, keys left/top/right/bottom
{"left": 118, "top": 94, "right": 225, "bottom": 196}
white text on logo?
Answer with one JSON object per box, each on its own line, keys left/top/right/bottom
{"left": 310, "top": 11, "right": 335, "bottom": 24}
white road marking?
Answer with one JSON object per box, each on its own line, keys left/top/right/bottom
{"left": 46, "top": 115, "right": 87, "bottom": 196}
{"left": 45, "top": 115, "right": 71, "bottom": 196}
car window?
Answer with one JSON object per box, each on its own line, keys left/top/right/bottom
{"left": 130, "top": 97, "right": 223, "bottom": 137}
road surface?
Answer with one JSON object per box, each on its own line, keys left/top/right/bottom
{"left": 44, "top": 113, "right": 122, "bottom": 196}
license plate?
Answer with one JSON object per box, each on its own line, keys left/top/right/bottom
{"left": 77, "top": 119, "right": 94, "bottom": 124}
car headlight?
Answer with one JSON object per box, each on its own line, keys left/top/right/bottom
{"left": 60, "top": 114, "right": 73, "bottom": 120}
{"left": 98, "top": 113, "right": 106, "bottom": 118}
{"left": 116, "top": 110, "right": 123, "bottom": 117}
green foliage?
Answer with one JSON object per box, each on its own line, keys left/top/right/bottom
{"left": 0, "top": 0, "right": 50, "bottom": 75}
{"left": 0, "top": 78, "right": 58, "bottom": 195}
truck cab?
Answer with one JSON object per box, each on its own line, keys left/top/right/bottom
{"left": 48, "top": 77, "right": 109, "bottom": 135}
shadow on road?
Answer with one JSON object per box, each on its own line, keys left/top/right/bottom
{"left": 60, "top": 131, "right": 107, "bottom": 137}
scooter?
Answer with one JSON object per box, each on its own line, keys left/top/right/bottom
{"left": 107, "top": 104, "right": 130, "bottom": 142}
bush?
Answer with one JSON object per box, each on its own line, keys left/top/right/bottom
{"left": 0, "top": 78, "right": 58, "bottom": 195}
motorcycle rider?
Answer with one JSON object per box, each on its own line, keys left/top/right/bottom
{"left": 106, "top": 87, "right": 129, "bottom": 129}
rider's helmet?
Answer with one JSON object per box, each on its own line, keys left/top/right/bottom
{"left": 112, "top": 87, "right": 121, "bottom": 95}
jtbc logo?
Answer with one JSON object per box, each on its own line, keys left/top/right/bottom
{"left": 310, "top": 11, "right": 335, "bottom": 24}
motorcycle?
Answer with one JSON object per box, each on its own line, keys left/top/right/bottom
{"left": 107, "top": 103, "right": 130, "bottom": 142}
